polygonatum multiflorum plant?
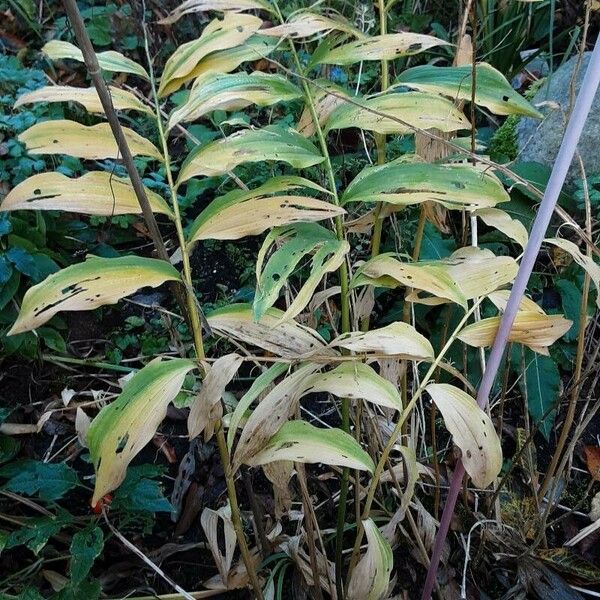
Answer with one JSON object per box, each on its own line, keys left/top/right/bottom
{"left": 3, "top": 1, "right": 591, "bottom": 598}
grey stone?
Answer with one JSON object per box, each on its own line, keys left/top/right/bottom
{"left": 517, "top": 52, "right": 600, "bottom": 181}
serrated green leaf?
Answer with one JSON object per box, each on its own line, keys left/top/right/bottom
{"left": 0, "top": 460, "right": 78, "bottom": 501}
{"left": 70, "top": 526, "right": 104, "bottom": 587}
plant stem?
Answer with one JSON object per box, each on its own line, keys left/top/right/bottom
{"left": 142, "top": 26, "right": 262, "bottom": 599}
{"left": 348, "top": 298, "right": 485, "bottom": 575}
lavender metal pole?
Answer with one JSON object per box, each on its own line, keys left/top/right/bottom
{"left": 421, "top": 38, "right": 600, "bottom": 600}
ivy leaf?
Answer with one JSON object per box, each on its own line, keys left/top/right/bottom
{"left": 514, "top": 347, "right": 560, "bottom": 440}
{"left": 70, "top": 526, "right": 104, "bottom": 587}
{"left": 0, "top": 459, "right": 79, "bottom": 501}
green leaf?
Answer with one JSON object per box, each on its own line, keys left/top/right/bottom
{"left": 245, "top": 420, "right": 375, "bottom": 472}
{"left": 516, "top": 347, "right": 560, "bottom": 440}
{"left": 52, "top": 579, "right": 101, "bottom": 600}
{"left": 43, "top": 40, "right": 149, "bottom": 79}
{"left": 186, "top": 176, "right": 337, "bottom": 245}
{"left": 324, "top": 92, "right": 470, "bottom": 135}
{"left": 168, "top": 71, "right": 302, "bottom": 129}
{"left": 0, "top": 435, "right": 20, "bottom": 464}
{"left": 6, "top": 512, "right": 72, "bottom": 555}
{"left": 69, "top": 526, "right": 104, "bottom": 587}
{"left": 177, "top": 125, "right": 324, "bottom": 185}
{"left": 395, "top": 63, "right": 542, "bottom": 118}
{"left": 6, "top": 246, "right": 38, "bottom": 279}
{"left": 111, "top": 465, "right": 173, "bottom": 513}
{"left": 9, "top": 255, "right": 180, "bottom": 335}
{"left": 253, "top": 223, "right": 349, "bottom": 322}
{"left": 0, "top": 460, "right": 78, "bottom": 501}
{"left": 87, "top": 358, "right": 195, "bottom": 505}
{"left": 158, "top": 13, "right": 262, "bottom": 97}
{"left": 342, "top": 161, "right": 509, "bottom": 209}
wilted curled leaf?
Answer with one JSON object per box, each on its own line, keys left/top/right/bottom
{"left": 188, "top": 353, "right": 243, "bottom": 440}
{"left": 87, "top": 358, "right": 195, "bottom": 505}
{"left": 546, "top": 237, "right": 600, "bottom": 308}
{"left": 206, "top": 303, "right": 331, "bottom": 358}
{"left": 19, "top": 120, "right": 162, "bottom": 161}
{"left": 201, "top": 503, "right": 236, "bottom": 587}
{"left": 347, "top": 519, "right": 393, "bottom": 600}
{"left": 426, "top": 383, "right": 502, "bottom": 488}
{"left": 330, "top": 322, "right": 434, "bottom": 361}
{"left": 253, "top": 223, "right": 349, "bottom": 322}
{"left": 297, "top": 80, "right": 350, "bottom": 137}
{"left": 15, "top": 86, "right": 153, "bottom": 115}
{"left": 245, "top": 420, "right": 375, "bottom": 472}
{"left": 2, "top": 172, "right": 173, "bottom": 217}
{"left": 186, "top": 176, "right": 338, "bottom": 245}
{"left": 261, "top": 11, "right": 363, "bottom": 39}
{"left": 42, "top": 40, "right": 149, "bottom": 79}
{"left": 9, "top": 256, "right": 180, "bottom": 335}
{"left": 313, "top": 32, "right": 449, "bottom": 65}
{"left": 158, "top": 13, "right": 262, "bottom": 96}
{"left": 475, "top": 207, "right": 529, "bottom": 248}
{"left": 177, "top": 125, "right": 324, "bottom": 184}
{"left": 158, "top": 0, "right": 273, "bottom": 25}
{"left": 324, "top": 92, "right": 470, "bottom": 135}
{"left": 458, "top": 311, "right": 572, "bottom": 355}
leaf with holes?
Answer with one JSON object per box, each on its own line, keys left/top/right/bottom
{"left": 42, "top": 40, "right": 149, "bottom": 79}
{"left": 342, "top": 162, "right": 509, "bottom": 210}
{"left": 158, "top": 13, "right": 262, "bottom": 97}
{"left": 168, "top": 71, "right": 302, "bottom": 129}
{"left": 186, "top": 176, "right": 337, "bottom": 245}
{"left": 426, "top": 383, "right": 502, "bottom": 488}
{"left": 19, "top": 120, "right": 162, "bottom": 161}
{"left": 206, "top": 303, "right": 331, "bottom": 358}
{"left": 458, "top": 312, "right": 572, "bottom": 355}
{"left": 313, "top": 32, "right": 449, "bottom": 65}
{"left": 330, "top": 322, "right": 434, "bottom": 361}
{"left": 158, "top": 0, "right": 273, "bottom": 25}
{"left": 87, "top": 358, "right": 195, "bottom": 505}
{"left": 324, "top": 92, "right": 470, "bottom": 135}
{"left": 347, "top": 519, "right": 393, "bottom": 600}
{"left": 177, "top": 125, "right": 324, "bottom": 184}
{"left": 245, "top": 420, "right": 375, "bottom": 472}
{"left": 253, "top": 223, "right": 349, "bottom": 322}
{"left": 395, "top": 63, "right": 542, "bottom": 118}
{"left": 15, "top": 86, "right": 153, "bottom": 115}
{"left": 2, "top": 172, "right": 172, "bottom": 217}
{"left": 9, "top": 256, "right": 180, "bottom": 335}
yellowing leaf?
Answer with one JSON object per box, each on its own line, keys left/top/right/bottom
{"left": 253, "top": 223, "right": 349, "bottom": 322}
{"left": 9, "top": 256, "right": 180, "bottom": 335}
{"left": 158, "top": 13, "right": 262, "bottom": 97}
{"left": 87, "top": 358, "right": 195, "bottom": 505}
{"left": 426, "top": 383, "right": 502, "bottom": 488}
{"left": 297, "top": 81, "right": 350, "bottom": 137}
{"left": 186, "top": 176, "right": 339, "bottom": 245}
{"left": 158, "top": 0, "right": 273, "bottom": 25}
{"left": 324, "top": 92, "right": 470, "bottom": 135}
{"left": 180, "top": 36, "right": 278, "bottom": 87}
{"left": 177, "top": 125, "right": 324, "bottom": 184}
{"left": 206, "top": 303, "right": 331, "bottom": 358}
{"left": 347, "top": 519, "right": 393, "bottom": 600}
{"left": 19, "top": 120, "right": 162, "bottom": 161}
{"left": 395, "top": 63, "right": 542, "bottom": 118}
{"left": 487, "top": 290, "right": 544, "bottom": 314}
{"left": 545, "top": 237, "right": 600, "bottom": 308}
{"left": 330, "top": 322, "right": 434, "bottom": 360}
{"left": 475, "top": 208, "right": 529, "bottom": 248}
{"left": 458, "top": 312, "right": 572, "bottom": 355}
{"left": 342, "top": 161, "right": 509, "bottom": 210}
{"left": 200, "top": 503, "right": 237, "bottom": 587}
{"left": 1, "top": 172, "right": 173, "bottom": 217}
{"left": 303, "top": 362, "right": 403, "bottom": 410}
{"left": 245, "top": 420, "right": 375, "bottom": 472}
{"left": 15, "top": 86, "right": 153, "bottom": 115}
{"left": 42, "top": 40, "right": 149, "bottom": 79}
{"left": 168, "top": 71, "right": 301, "bottom": 129}
{"left": 188, "top": 353, "right": 243, "bottom": 440}
{"left": 314, "top": 32, "right": 449, "bottom": 65}
{"left": 261, "top": 11, "right": 363, "bottom": 39}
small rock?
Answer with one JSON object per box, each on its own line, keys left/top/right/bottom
{"left": 517, "top": 52, "right": 600, "bottom": 181}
